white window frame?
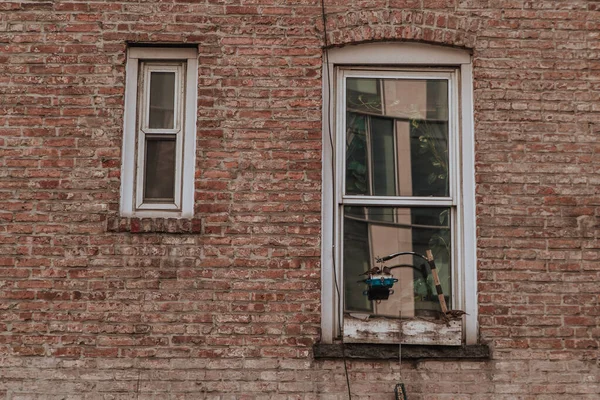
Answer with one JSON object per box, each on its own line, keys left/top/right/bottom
{"left": 321, "top": 42, "right": 477, "bottom": 345}
{"left": 120, "top": 47, "right": 198, "bottom": 218}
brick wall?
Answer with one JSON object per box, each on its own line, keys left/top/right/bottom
{"left": 1, "top": 0, "right": 599, "bottom": 398}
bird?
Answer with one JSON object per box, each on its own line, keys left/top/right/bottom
{"left": 445, "top": 310, "right": 468, "bottom": 319}
{"left": 358, "top": 267, "right": 381, "bottom": 276}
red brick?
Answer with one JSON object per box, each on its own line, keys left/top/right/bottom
{"left": 0, "top": 0, "right": 599, "bottom": 398}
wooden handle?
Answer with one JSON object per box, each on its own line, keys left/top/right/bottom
{"left": 426, "top": 249, "right": 448, "bottom": 314}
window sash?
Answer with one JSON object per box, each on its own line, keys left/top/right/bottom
{"left": 338, "top": 69, "right": 459, "bottom": 204}
{"left": 335, "top": 68, "right": 464, "bottom": 335}
{"left": 140, "top": 64, "right": 184, "bottom": 134}
{"left": 135, "top": 61, "right": 186, "bottom": 211}
{"left": 342, "top": 205, "right": 453, "bottom": 316}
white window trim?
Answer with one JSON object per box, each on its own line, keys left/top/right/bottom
{"left": 135, "top": 62, "right": 184, "bottom": 211}
{"left": 120, "top": 47, "right": 198, "bottom": 218}
{"left": 321, "top": 42, "right": 477, "bottom": 345}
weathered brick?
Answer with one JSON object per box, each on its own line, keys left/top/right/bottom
{"left": 0, "top": 0, "right": 599, "bottom": 398}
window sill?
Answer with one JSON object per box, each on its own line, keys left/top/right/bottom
{"left": 106, "top": 216, "right": 201, "bottom": 234}
{"left": 313, "top": 343, "right": 490, "bottom": 360}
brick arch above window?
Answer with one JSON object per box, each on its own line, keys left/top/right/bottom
{"left": 323, "top": 9, "right": 479, "bottom": 49}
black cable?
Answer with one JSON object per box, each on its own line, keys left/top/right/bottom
{"left": 320, "top": 0, "right": 352, "bottom": 399}
{"left": 321, "top": 3, "right": 335, "bottom": 159}
{"left": 386, "top": 263, "right": 428, "bottom": 279}
{"left": 376, "top": 251, "right": 431, "bottom": 264}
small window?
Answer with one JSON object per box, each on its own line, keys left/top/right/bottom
{"left": 120, "top": 47, "right": 198, "bottom": 218}
{"left": 321, "top": 43, "right": 477, "bottom": 345}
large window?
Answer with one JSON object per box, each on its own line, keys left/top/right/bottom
{"left": 321, "top": 43, "right": 477, "bottom": 345}
{"left": 120, "top": 47, "right": 198, "bottom": 218}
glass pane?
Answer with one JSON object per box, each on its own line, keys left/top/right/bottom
{"left": 144, "top": 139, "right": 176, "bottom": 201}
{"left": 345, "top": 112, "right": 369, "bottom": 195}
{"left": 411, "top": 119, "right": 449, "bottom": 197}
{"left": 343, "top": 208, "right": 372, "bottom": 313}
{"left": 343, "top": 206, "right": 451, "bottom": 318}
{"left": 149, "top": 71, "right": 176, "bottom": 129}
{"left": 346, "top": 78, "right": 382, "bottom": 114}
{"left": 370, "top": 117, "right": 396, "bottom": 196}
{"left": 345, "top": 77, "right": 449, "bottom": 197}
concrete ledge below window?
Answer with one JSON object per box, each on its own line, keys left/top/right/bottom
{"left": 106, "top": 217, "right": 202, "bottom": 234}
{"left": 313, "top": 343, "right": 490, "bottom": 360}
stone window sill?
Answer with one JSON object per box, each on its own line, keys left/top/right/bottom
{"left": 313, "top": 343, "right": 490, "bottom": 360}
{"left": 106, "top": 217, "right": 202, "bottom": 234}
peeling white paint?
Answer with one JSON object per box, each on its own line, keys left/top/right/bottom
{"left": 344, "top": 314, "right": 462, "bottom": 345}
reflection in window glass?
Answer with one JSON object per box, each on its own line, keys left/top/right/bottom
{"left": 370, "top": 117, "right": 396, "bottom": 197}
{"left": 343, "top": 209, "right": 373, "bottom": 313}
{"left": 346, "top": 78, "right": 382, "bottom": 114}
{"left": 343, "top": 206, "right": 451, "bottom": 317}
{"left": 410, "top": 120, "right": 449, "bottom": 197}
{"left": 144, "top": 139, "right": 176, "bottom": 201}
{"left": 345, "top": 112, "right": 369, "bottom": 195}
{"left": 345, "top": 77, "right": 449, "bottom": 198}
{"left": 149, "top": 72, "right": 176, "bottom": 129}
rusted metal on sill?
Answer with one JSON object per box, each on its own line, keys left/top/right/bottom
{"left": 313, "top": 343, "right": 490, "bottom": 360}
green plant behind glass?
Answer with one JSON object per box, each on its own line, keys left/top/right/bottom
{"left": 413, "top": 119, "right": 451, "bottom": 298}
{"left": 412, "top": 119, "right": 449, "bottom": 194}
{"left": 345, "top": 112, "right": 368, "bottom": 195}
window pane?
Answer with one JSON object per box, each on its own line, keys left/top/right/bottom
{"left": 347, "top": 78, "right": 382, "bottom": 114}
{"left": 149, "top": 71, "right": 176, "bottom": 129}
{"left": 343, "top": 207, "right": 373, "bottom": 313}
{"left": 370, "top": 117, "right": 396, "bottom": 196}
{"left": 343, "top": 206, "right": 451, "bottom": 318}
{"left": 345, "top": 78, "right": 449, "bottom": 197}
{"left": 345, "top": 112, "right": 369, "bottom": 195}
{"left": 144, "top": 138, "right": 176, "bottom": 201}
